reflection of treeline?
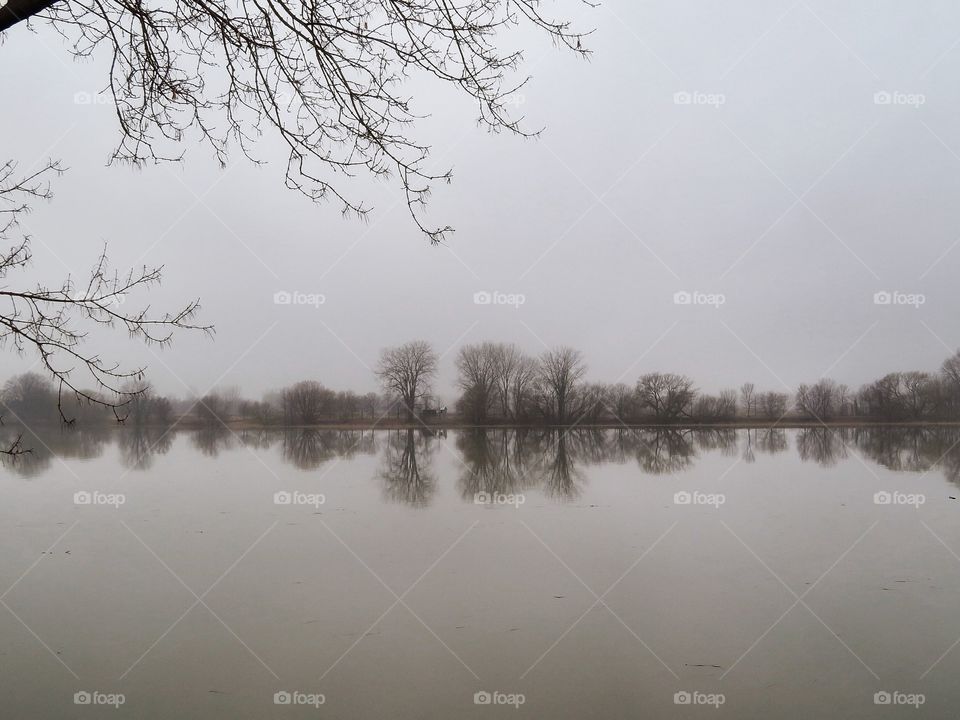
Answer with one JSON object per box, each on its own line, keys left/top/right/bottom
{"left": 454, "top": 428, "right": 745, "bottom": 502}
{"left": 6, "top": 427, "right": 960, "bottom": 493}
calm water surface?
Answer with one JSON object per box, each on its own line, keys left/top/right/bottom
{"left": 2, "top": 426, "right": 959, "bottom": 718}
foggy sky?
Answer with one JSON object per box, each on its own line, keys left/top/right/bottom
{"left": 2, "top": 0, "right": 959, "bottom": 403}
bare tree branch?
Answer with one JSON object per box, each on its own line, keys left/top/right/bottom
{"left": 0, "top": 159, "right": 212, "bottom": 423}
{"left": 5, "top": 0, "right": 593, "bottom": 243}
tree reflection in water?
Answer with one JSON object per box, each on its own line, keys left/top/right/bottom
{"left": 4, "top": 426, "right": 960, "bottom": 496}
{"left": 281, "top": 429, "right": 375, "bottom": 470}
{"left": 118, "top": 426, "right": 174, "bottom": 470}
{"left": 191, "top": 425, "right": 234, "bottom": 457}
{"left": 796, "top": 428, "right": 849, "bottom": 467}
{"left": 379, "top": 428, "right": 437, "bottom": 507}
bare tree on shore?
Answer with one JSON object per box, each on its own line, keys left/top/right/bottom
{"left": 635, "top": 373, "right": 695, "bottom": 421}
{"left": 795, "top": 379, "right": 840, "bottom": 420}
{"left": 282, "top": 380, "right": 333, "bottom": 424}
{"left": 740, "top": 383, "right": 755, "bottom": 418}
{"left": 492, "top": 343, "right": 523, "bottom": 418}
{"left": 537, "top": 347, "right": 587, "bottom": 422}
{"left": 758, "top": 391, "right": 789, "bottom": 419}
{"left": 376, "top": 341, "right": 438, "bottom": 420}
{"left": 455, "top": 343, "right": 499, "bottom": 423}
{"left": 510, "top": 355, "right": 539, "bottom": 420}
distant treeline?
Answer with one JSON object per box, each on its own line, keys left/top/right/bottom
{"left": 450, "top": 343, "right": 960, "bottom": 424}
{"left": 4, "top": 341, "right": 960, "bottom": 427}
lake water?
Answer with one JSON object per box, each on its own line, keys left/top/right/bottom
{"left": 1, "top": 426, "right": 959, "bottom": 718}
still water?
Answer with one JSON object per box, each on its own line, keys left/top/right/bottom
{"left": 1, "top": 426, "right": 959, "bottom": 718}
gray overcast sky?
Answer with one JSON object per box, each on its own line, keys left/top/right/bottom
{"left": 2, "top": 0, "right": 959, "bottom": 402}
